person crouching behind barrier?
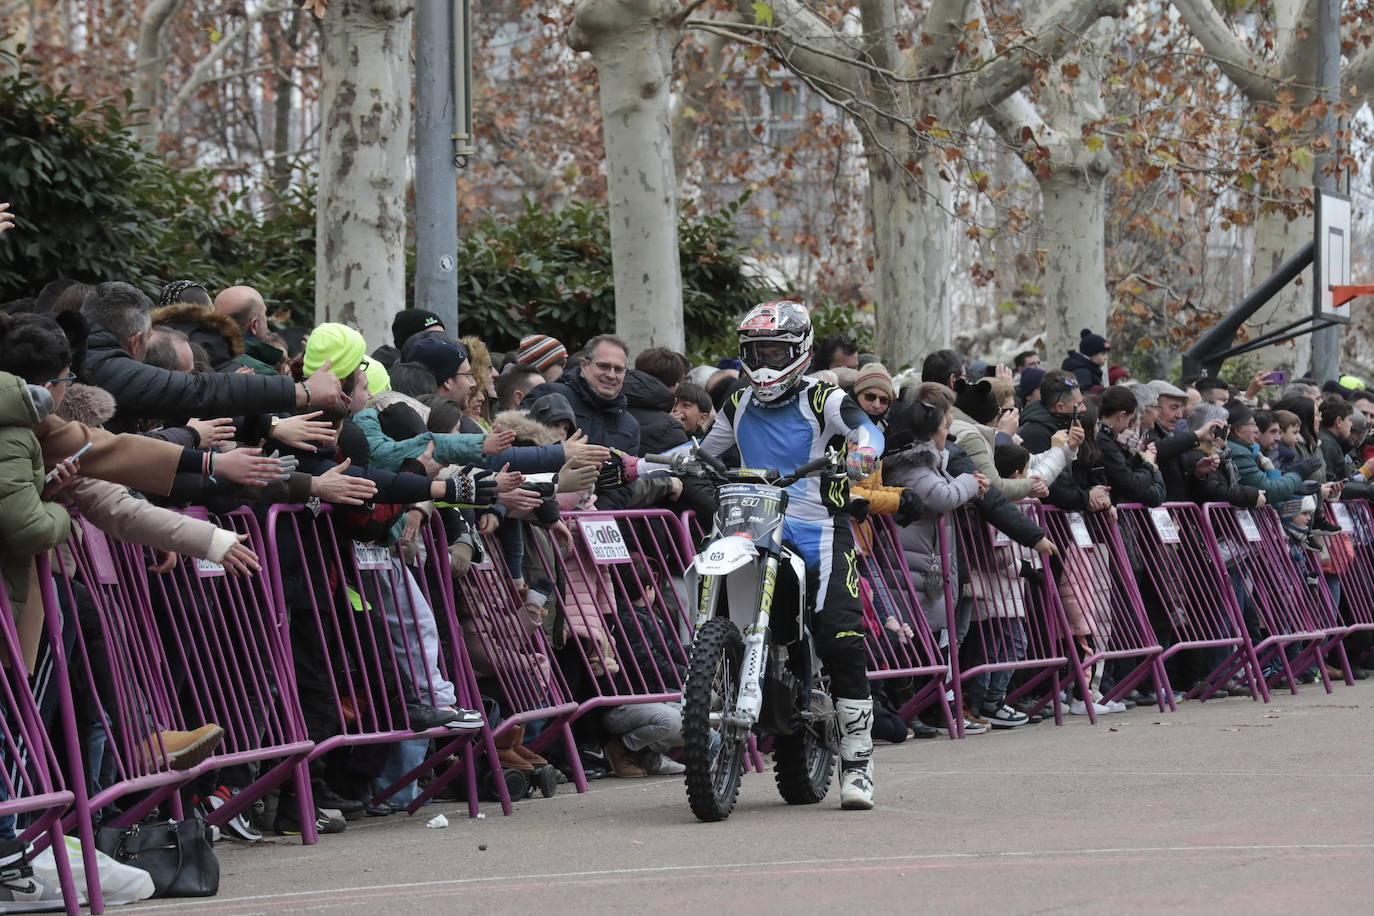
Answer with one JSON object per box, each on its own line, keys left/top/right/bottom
{"left": 599, "top": 554, "right": 688, "bottom": 778}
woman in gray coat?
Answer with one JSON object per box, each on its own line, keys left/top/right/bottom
{"left": 881, "top": 392, "right": 988, "bottom": 635}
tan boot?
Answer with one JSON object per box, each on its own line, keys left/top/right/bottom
{"left": 494, "top": 726, "right": 534, "bottom": 773}
{"left": 139, "top": 724, "right": 225, "bottom": 772}
{"left": 503, "top": 724, "right": 549, "bottom": 767}
{"left": 604, "top": 737, "right": 646, "bottom": 778}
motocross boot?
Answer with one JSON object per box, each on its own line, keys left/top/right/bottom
{"left": 836, "top": 697, "right": 875, "bottom": 810}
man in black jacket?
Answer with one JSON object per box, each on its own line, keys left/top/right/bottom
{"left": 81, "top": 282, "right": 339, "bottom": 432}
{"left": 1318, "top": 395, "right": 1373, "bottom": 499}
{"left": 623, "top": 347, "right": 713, "bottom": 519}
{"left": 1142, "top": 379, "right": 1231, "bottom": 502}
{"left": 1018, "top": 371, "right": 1080, "bottom": 454}
{"left": 526, "top": 334, "right": 641, "bottom": 510}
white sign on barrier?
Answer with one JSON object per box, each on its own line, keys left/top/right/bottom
{"left": 580, "top": 518, "right": 631, "bottom": 564}
{"left": 1330, "top": 502, "right": 1355, "bottom": 533}
{"left": 195, "top": 558, "right": 226, "bottom": 578}
{"left": 353, "top": 543, "right": 391, "bottom": 570}
{"left": 989, "top": 524, "right": 1011, "bottom": 548}
{"left": 1150, "top": 508, "right": 1181, "bottom": 544}
{"left": 1235, "top": 509, "right": 1263, "bottom": 543}
{"left": 1066, "top": 512, "right": 1094, "bottom": 549}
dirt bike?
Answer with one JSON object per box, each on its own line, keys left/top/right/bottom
{"left": 644, "top": 445, "right": 848, "bottom": 822}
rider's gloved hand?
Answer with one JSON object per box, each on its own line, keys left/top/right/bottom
{"left": 845, "top": 446, "right": 878, "bottom": 481}
{"left": 596, "top": 452, "right": 627, "bottom": 491}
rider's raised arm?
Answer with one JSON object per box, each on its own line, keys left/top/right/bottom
{"left": 827, "top": 389, "right": 884, "bottom": 455}
{"left": 693, "top": 402, "right": 738, "bottom": 459}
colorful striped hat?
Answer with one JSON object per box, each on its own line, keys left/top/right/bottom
{"left": 514, "top": 334, "right": 568, "bottom": 373}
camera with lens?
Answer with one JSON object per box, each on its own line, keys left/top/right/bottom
{"left": 519, "top": 477, "right": 560, "bottom": 526}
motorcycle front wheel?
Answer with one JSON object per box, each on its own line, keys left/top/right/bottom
{"left": 682, "top": 617, "right": 746, "bottom": 822}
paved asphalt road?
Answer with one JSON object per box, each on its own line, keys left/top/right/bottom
{"left": 128, "top": 685, "right": 1374, "bottom": 915}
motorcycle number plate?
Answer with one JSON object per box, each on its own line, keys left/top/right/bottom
{"left": 695, "top": 536, "right": 755, "bottom": 575}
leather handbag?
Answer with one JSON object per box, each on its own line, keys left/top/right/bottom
{"left": 95, "top": 816, "right": 219, "bottom": 898}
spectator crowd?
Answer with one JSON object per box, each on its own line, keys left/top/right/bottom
{"left": 3, "top": 195, "right": 1374, "bottom": 903}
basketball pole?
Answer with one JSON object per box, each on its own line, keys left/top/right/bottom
{"left": 1311, "top": 0, "right": 1343, "bottom": 383}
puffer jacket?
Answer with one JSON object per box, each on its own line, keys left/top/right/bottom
{"left": 1017, "top": 400, "right": 1062, "bottom": 454}
{"left": 0, "top": 372, "right": 71, "bottom": 607}
{"left": 1096, "top": 425, "right": 1165, "bottom": 506}
{"left": 84, "top": 323, "right": 296, "bottom": 432}
{"left": 621, "top": 370, "right": 683, "bottom": 457}
{"left": 1061, "top": 351, "right": 1103, "bottom": 390}
{"left": 1227, "top": 439, "right": 1306, "bottom": 502}
{"left": 527, "top": 366, "right": 641, "bottom": 454}
{"left": 1319, "top": 428, "right": 1372, "bottom": 498}
{"left": 527, "top": 366, "right": 640, "bottom": 509}
{"left": 883, "top": 441, "right": 980, "bottom": 632}
{"left": 371, "top": 389, "right": 565, "bottom": 474}
{"left": 619, "top": 369, "right": 714, "bottom": 518}
{"left": 1181, "top": 444, "right": 1260, "bottom": 507}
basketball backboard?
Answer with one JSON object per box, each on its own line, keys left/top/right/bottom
{"left": 1315, "top": 188, "right": 1352, "bottom": 323}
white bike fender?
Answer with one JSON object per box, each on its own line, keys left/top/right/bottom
{"left": 692, "top": 536, "right": 756, "bottom": 575}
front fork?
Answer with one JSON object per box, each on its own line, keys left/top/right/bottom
{"left": 721, "top": 556, "right": 780, "bottom": 731}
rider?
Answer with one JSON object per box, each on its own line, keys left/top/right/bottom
{"left": 692, "top": 301, "right": 883, "bottom": 810}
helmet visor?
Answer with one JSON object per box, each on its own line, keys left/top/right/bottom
{"left": 741, "top": 340, "right": 800, "bottom": 372}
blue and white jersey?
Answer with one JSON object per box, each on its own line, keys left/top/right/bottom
{"left": 697, "top": 379, "right": 883, "bottom": 522}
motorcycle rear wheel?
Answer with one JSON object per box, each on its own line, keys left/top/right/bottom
{"left": 682, "top": 617, "right": 746, "bottom": 822}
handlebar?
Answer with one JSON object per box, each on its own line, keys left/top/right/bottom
{"left": 644, "top": 446, "right": 844, "bottom": 486}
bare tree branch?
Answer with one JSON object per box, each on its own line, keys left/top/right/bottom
{"left": 168, "top": 0, "right": 293, "bottom": 114}
{"left": 1342, "top": 37, "right": 1374, "bottom": 102}
{"left": 963, "top": 0, "right": 1128, "bottom": 117}
{"left": 1169, "top": 0, "right": 1281, "bottom": 102}
{"left": 727, "top": 0, "right": 866, "bottom": 100}
{"left": 133, "top": 0, "right": 188, "bottom": 144}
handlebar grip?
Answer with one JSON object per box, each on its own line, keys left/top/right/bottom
{"left": 643, "top": 453, "right": 676, "bottom": 465}
{"left": 701, "top": 450, "right": 730, "bottom": 476}
{"left": 794, "top": 456, "right": 832, "bottom": 478}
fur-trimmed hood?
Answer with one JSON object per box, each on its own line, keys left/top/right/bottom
{"left": 150, "top": 302, "right": 245, "bottom": 369}
{"left": 55, "top": 383, "right": 116, "bottom": 428}
{"left": 492, "top": 409, "right": 561, "bottom": 446}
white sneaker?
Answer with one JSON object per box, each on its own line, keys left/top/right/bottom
{"left": 839, "top": 762, "right": 874, "bottom": 810}
{"left": 641, "top": 751, "right": 686, "bottom": 776}
{"left": 1069, "top": 698, "right": 1111, "bottom": 716}
{"left": 1102, "top": 699, "right": 1128, "bottom": 714}
{"left": 982, "top": 703, "right": 1030, "bottom": 728}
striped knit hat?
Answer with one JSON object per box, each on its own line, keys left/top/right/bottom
{"left": 514, "top": 334, "right": 568, "bottom": 373}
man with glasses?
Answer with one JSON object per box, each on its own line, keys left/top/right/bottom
{"left": 526, "top": 334, "right": 641, "bottom": 509}
{"left": 1017, "top": 370, "right": 1081, "bottom": 454}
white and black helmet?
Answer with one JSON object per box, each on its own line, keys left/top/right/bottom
{"left": 737, "top": 300, "right": 813, "bottom": 404}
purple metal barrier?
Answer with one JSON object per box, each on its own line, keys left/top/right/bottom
{"left": 524, "top": 510, "right": 695, "bottom": 723}
{"left": 1116, "top": 503, "right": 1266, "bottom": 702}
{"left": 265, "top": 505, "right": 508, "bottom": 834}
{"left": 1037, "top": 506, "right": 1168, "bottom": 707}
{"left": 47, "top": 511, "right": 313, "bottom": 908}
{"left": 0, "top": 574, "right": 79, "bottom": 916}
{"left": 1202, "top": 503, "right": 1345, "bottom": 695}
{"left": 943, "top": 504, "right": 1091, "bottom": 732}
{"left": 853, "top": 516, "right": 956, "bottom": 735}
{"left": 450, "top": 526, "right": 585, "bottom": 791}
{"left": 1323, "top": 501, "right": 1374, "bottom": 679}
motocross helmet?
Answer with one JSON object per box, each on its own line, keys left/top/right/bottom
{"left": 737, "top": 300, "right": 813, "bottom": 404}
